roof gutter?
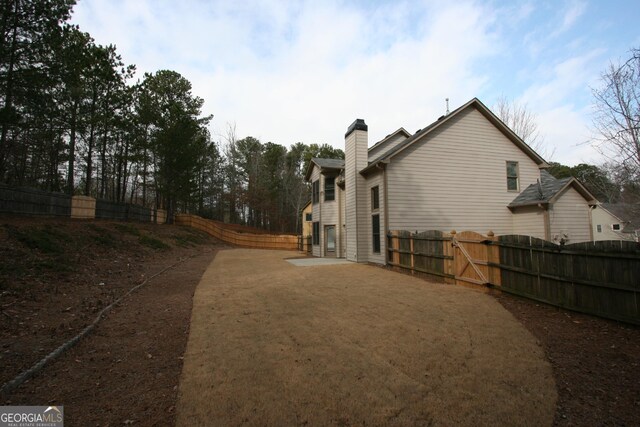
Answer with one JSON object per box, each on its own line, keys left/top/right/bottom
{"left": 361, "top": 159, "right": 390, "bottom": 177}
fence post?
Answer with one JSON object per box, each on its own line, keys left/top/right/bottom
{"left": 410, "top": 232, "right": 415, "bottom": 275}
{"left": 388, "top": 231, "right": 397, "bottom": 265}
{"left": 71, "top": 196, "right": 96, "bottom": 219}
{"left": 486, "top": 230, "right": 501, "bottom": 287}
{"left": 446, "top": 230, "right": 456, "bottom": 284}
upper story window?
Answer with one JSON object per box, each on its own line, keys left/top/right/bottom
{"left": 312, "top": 180, "right": 319, "bottom": 204}
{"left": 371, "top": 186, "right": 379, "bottom": 211}
{"left": 305, "top": 213, "right": 312, "bottom": 222}
{"left": 325, "top": 177, "right": 335, "bottom": 201}
{"left": 612, "top": 223, "right": 621, "bottom": 231}
{"left": 506, "top": 161, "right": 519, "bottom": 191}
{"left": 597, "top": 224, "right": 602, "bottom": 233}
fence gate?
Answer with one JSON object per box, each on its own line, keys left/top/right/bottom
{"left": 452, "top": 231, "right": 490, "bottom": 286}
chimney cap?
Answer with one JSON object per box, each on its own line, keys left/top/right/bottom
{"left": 345, "top": 118, "right": 368, "bottom": 138}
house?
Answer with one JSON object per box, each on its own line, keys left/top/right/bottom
{"left": 304, "top": 158, "right": 346, "bottom": 258}
{"left": 592, "top": 203, "right": 640, "bottom": 241}
{"left": 300, "top": 201, "right": 313, "bottom": 251}
{"left": 508, "top": 170, "right": 596, "bottom": 244}
{"left": 301, "top": 201, "right": 313, "bottom": 238}
{"left": 305, "top": 98, "right": 597, "bottom": 264}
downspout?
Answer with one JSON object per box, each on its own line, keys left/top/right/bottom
{"left": 588, "top": 205, "right": 596, "bottom": 241}
{"left": 354, "top": 170, "right": 359, "bottom": 262}
{"left": 338, "top": 174, "right": 342, "bottom": 258}
{"left": 319, "top": 172, "right": 323, "bottom": 257}
{"left": 541, "top": 203, "right": 551, "bottom": 241}
{"left": 381, "top": 163, "right": 390, "bottom": 265}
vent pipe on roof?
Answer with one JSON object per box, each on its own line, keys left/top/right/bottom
{"left": 537, "top": 179, "right": 544, "bottom": 199}
{"left": 445, "top": 98, "right": 450, "bottom": 115}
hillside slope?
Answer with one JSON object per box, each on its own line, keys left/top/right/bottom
{"left": 0, "top": 217, "right": 225, "bottom": 425}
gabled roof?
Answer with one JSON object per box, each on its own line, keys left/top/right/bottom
{"left": 361, "top": 97, "right": 549, "bottom": 175}
{"left": 600, "top": 203, "right": 640, "bottom": 232}
{"left": 368, "top": 127, "right": 411, "bottom": 155}
{"left": 509, "top": 170, "right": 597, "bottom": 209}
{"left": 304, "top": 157, "right": 345, "bottom": 181}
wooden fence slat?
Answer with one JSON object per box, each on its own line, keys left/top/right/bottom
{"left": 175, "top": 214, "right": 298, "bottom": 250}
{"left": 388, "top": 229, "right": 639, "bottom": 325}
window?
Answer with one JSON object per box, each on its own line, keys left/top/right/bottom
{"left": 597, "top": 224, "right": 602, "bottom": 233}
{"left": 312, "top": 180, "right": 319, "bottom": 204}
{"left": 506, "top": 161, "right": 519, "bottom": 191}
{"left": 372, "top": 214, "right": 381, "bottom": 253}
{"left": 305, "top": 213, "right": 312, "bottom": 221}
{"left": 612, "top": 223, "right": 621, "bottom": 231}
{"left": 325, "top": 177, "right": 335, "bottom": 201}
{"left": 312, "top": 221, "right": 320, "bottom": 245}
{"left": 371, "top": 186, "right": 379, "bottom": 211}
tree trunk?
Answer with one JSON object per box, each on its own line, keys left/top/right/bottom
{"left": 67, "top": 100, "right": 78, "bottom": 195}
{"left": 85, "top": 87, "right": 98, "bottom": 195}
{"left": 0, "top": 0, "right": 20, "bottom": 178}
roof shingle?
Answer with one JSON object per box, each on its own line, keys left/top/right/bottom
{"left": 509, "top": 170, "right": 572, "bottom": 207}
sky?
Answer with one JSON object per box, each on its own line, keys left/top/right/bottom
{"left": 70, "top": 0, "right": 640, "bottom": 166}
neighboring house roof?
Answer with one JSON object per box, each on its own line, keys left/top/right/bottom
{"left": 361, "top": 97, "right": 549, "bottom": 176}
{"left": 508, "top": 170, "right": 597, "bottom": 209}
{"left": 304, "top": 157, "right": 345, "bottom": 181}
{"left": 600, "top": 203, "right": 640, "bottom": 233}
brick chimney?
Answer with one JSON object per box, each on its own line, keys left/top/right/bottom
{"left": 345, "top": 119, "right": 368, "bottom": 262}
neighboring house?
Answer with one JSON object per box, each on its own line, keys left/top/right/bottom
{"left": 301, "top": 201, "right": 313, "bottom": 238}
{"left": 304, "top": 158, "right": 346, "bottom": 257}
{"left": 592, "top": 203, "right": 640, "bottom": 241}
{"left": 305, "top": 97, "right": 597, "bottom": 264}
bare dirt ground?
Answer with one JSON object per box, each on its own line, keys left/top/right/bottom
{"left": 493, "top": 291, "right": 640, "bottom": 426}
{"left": 2, "top": 217, "right": 638, "bottom": 426}
{"left": 176, "top": 249, "right": 557, "bottom": 426}
{"left": 0, "top": 217, "right": 224, "bottom": 426}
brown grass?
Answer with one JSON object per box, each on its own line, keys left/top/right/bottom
{"left": 177, "top": 249, "right": 557, "bottom": 426}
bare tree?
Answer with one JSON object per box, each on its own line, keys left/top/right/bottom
{"left": 592, "top": 47, "right": 640, "bottom": 178}
{"left": 221, "top": 122, "right": 241, "bottom": 223}
{"left": 494, "top": 96, "right": 550, "bottom": 159}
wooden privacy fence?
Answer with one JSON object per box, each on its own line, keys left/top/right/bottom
{"left": 0, "top": 184, "right": 166, "bottom": 223}
{"left": 297, "top": 235, "right": 312, "bottom": 253}
{"left": 1, "top": 184, "right": 71, "bottom": 217}
{"left": 175, "top": 214, "right": 299, "bottom": 250}
{"left": 388, "top": 230, "right": 640, "bottom": 325}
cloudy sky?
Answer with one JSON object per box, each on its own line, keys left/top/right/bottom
{"left": 71, "top": 0, "right": 639, "bottom": 166}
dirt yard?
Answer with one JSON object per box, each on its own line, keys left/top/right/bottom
{"left": 2, "top": 218, "right": 638, "bottom": 426}
{"left": 176, "top": 249, "right": 557, "bottom": 426}
{"left": 0, "top": 217, "right": 224, "bottom": 425}
{"left": 494, "top": 291, "right": 640, "bottom": 426}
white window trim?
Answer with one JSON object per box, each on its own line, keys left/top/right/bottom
{"left": 506, "top": 161, "right": 519, "bottom": 192}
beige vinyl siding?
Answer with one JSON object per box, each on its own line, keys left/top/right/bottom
{"left": 386, "top": 107, "right": 541, "bottom": 235}
{"left": 345, "top": 129, "right": 369, "bottom": 262}
{"left": 368, "top": 133, "right": 409, "bottom": 162}
{"left": 338, "top": 185, "right": 346, "bottom": 257}
{"left": 320, "top": 173, "right": 339, "bottom": 256}
{"left": 591, "top": 206, "right": 632, "bottom": 241}
{"left": 549, "top": 188, "right": 592, "bottom": 243}
{"left": 367, "top": 171, "right": 385, "bottom": 264}
{"left": 310, "top": 166, "right": 342, "bottom": 257}
{"left": 310, "top": 166, "right": 322, "bottom": 257}
{"left": 512, "top": 206, "right": 545, "bottom": 238}
{"left": 301, "top": 203, "right": 312, "bottom": 238}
